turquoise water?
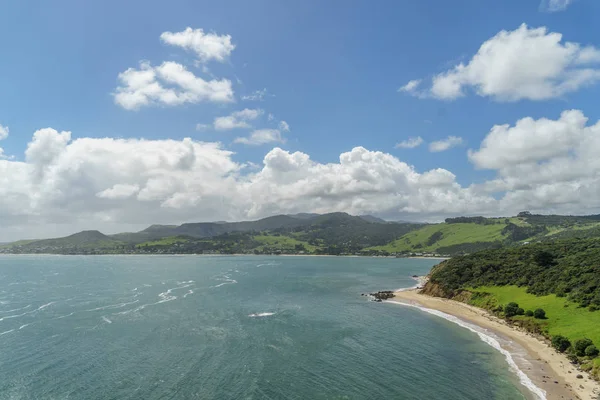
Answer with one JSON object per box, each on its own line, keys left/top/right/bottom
{"left": 0, "top": 255, "right": 530, "bottom": 399}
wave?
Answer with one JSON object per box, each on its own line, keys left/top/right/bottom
{"left": 0, "top": 304, "right": 32, "bottom": 314}
{"left": 0, "top": 329, "right": 15, "bottom": 336}
{"left": 211, "top": 279, "right": 237, "bottom": 288}
{"left": 0, "top": 301, "right": 55, "bottom": 322}
{"left": 387, "top": 301, "right": 546, "bottom": 400}
{"left": 183, "top": 290, "right": 194, "bottom": 298}
{"left": 102, "top": 316, "right": 112, "bottom": 324}
{"left": 114, "top": 283, "right": 192, "bottom": 315}
{"left": 248, "top": 312, "right": 275, "bottom": 318}
{"left": 19, "top": 323, "right": 30, "bottom": 330}
{"left": 85, "top": 299, "right": 140, "bottom": 312}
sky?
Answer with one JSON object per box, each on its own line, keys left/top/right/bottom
{"left": 2, "top": 0, "right": 600, "bottom": 240}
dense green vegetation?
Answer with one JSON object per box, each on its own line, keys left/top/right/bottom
{"left": 424, "top": 237, "right": 600, "bottom": 379}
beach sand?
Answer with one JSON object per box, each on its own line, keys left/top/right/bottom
{"left": 391, "top": 289, "right": 600, "bottom": 400}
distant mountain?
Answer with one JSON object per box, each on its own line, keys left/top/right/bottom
{"left": 7, "top": 211, "right": 600, "bottom": 256}
{"left": 358, "top": 215, "right": 388, "bottom": 224}
{"left": 6, "top": 230, "right": 123, "bottom": 252}
{"left": 287, "top": 213, "right": 320, "bottom": 220}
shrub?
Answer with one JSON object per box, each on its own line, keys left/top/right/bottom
{"left": 533, "top": 308, "right": 546, "bottom": 319}
{"left": 551, "top": 335, "right": 571, "bottom": 353}
{"left": 516, "top": 307, "right": 525, "bottom": 316}
{"left": 525, "top": 310, "right": 534, "bottom": 317}
{"left": 575, "top": 338, "right": 594, "bottom": 357}
{"left": 585, "top": 345, "right": 599, "bottom": 357}
{"left": 590, "top": 304, "right": 599, "bottom": 312}
{"left": 505, "top": 302, "right": 520, "bottom": 317}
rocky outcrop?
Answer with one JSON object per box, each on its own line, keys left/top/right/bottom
{"left": 368, "top": 291, "right": 395, "bottom": 302}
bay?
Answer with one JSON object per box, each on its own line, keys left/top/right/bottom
{"left": 0, "top": 255, "right": 529, "bottom": 399}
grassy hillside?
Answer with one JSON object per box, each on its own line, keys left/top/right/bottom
{"left": 371, "top": 222, "right": 506, "bottom": 253}
{"left": 469, "top": 286, "right": 600, "bottom": 345}
{"left": 422, "top": 237, "right": 600, "bottom": 379}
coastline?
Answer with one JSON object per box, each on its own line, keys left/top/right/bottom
{"left": 390, "top": 289, "right": 600, "bottom": 400}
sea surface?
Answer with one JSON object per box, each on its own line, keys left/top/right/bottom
{"left": 0, "top": 255, "right": 533, "bottom": 399}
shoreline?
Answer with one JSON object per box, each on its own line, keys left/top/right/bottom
{"left": 0, "top": 253, "right": 450, "bottom": 260}
{"left": 390, "top": 289, "right": 600, "bottom": 400}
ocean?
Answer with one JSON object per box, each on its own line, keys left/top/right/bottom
{"left": 0, "top": 255, "right": 534, "bottom": 399}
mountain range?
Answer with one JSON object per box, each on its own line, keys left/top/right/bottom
{"left": 4, "top": 211, "right": 600, "bottom": 256}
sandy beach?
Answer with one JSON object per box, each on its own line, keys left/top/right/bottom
{"left": 391, "top": 289, "right": 600, "bottom": 400}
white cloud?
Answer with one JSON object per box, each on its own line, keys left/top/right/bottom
{"left": 540, "top": 0, "right": 573, "bottom": 12}
{"left": 97, "top": 184, "right": 140, "bottom": 199}
{"left": 406, "top": 24, "right": 600, "bottom": 101}
{"left": 0, "top": 130, "right": 497, "bottom": 240}
{"left": 278, "top": 121, "right": 290, "bottom": 132}
{"left": 468, "top": 110, "right": 600, "bottom": 215}
{"left": 242, "top": 88, "right": 270, "bottom": 101}
{"left": 196, "top": 123, "right": 210, "bottom": 131}
{"left": 114, "top": 61, "right": 234, "bottom": 110}
{"left": 0, "top": 124, "right": 8, "bottom": 140}
{"left": 160, "top": 27, "right": 235, "bottom": 63}
{"left": 468, "top": 109, "right": 586, "bottom": 170}
{"left": 395, "top": 137, "right": 423, "bottom": 149}
{"left": 398, "top": 79, "right": 422, "bottom": 93}
{"left": 234, "top": 129, "right": 284, "bottom": 145}
{"left": 9, "top": 117, "right": 600, "bottom": 241}
{"left": 429, "top": 136, "right": 463, "bottom": 152}
{"left": 267, "top": 113, "right": 275, "bottom": 121}
{"left": 214, "top": 108, "right": 263, "bottom": 131}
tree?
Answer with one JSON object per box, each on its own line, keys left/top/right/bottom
{"left": 533, "top": 308, "right": 546, "bottom": 319}
{"left": 525, "top": 310, "right": 534, "bottom": 317}
{"left": 585, "top": 345, "right": 599, "bottom": 357}
{"left": 551, "top": 335, "right": 571, "bottom": 353}
{"left": 504, "top": 302, "right": 520, "bottom": 317}
{"left": 516, "top": 307, "right": 525, "bottom": 316}
{"left": 575, "top": 338, "right": 594, "bottom": 357}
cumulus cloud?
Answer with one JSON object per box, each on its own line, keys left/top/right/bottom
{"left": 234, "top": 129, "right": 284, "bottom": 145}
{"left": 403, "top": 24, "right": 600, "bottom": 101}
{"left": 114, "top": 61, "right": 234, "bottom": 110}
{"left": 8, "top": 118, "right": 600, "bottom": 241}
{"left": 97, "top": 184, "right": 140, "bottom": 199}
{"left": 468, "top": 109, "right": 600, "bottom": 215}
{"left": 429, "top": 136, "right": 463, "bottom": 152}
{"left": 214, "top": 108, "right": 263, "bottom": 130}
{"left": 0, "top": 124, "right": 8, "bottom": 140}
{"left": 395, "top": 137, "right": 423, "bottom": 149}
{"left": 160, "top": 27, "right": 235, "bottom": 63}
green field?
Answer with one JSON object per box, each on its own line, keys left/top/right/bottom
{"left": 135, "top": 236, "right": 191, "bottom": 248}
{"left": 252, "top": 234, "right": 318, "bottom": 252}
{"left": 371, "top": 222, "right": 506, "bottom": 253}
{"left": 469, "top": 285, "right": 600, "bottom": 345}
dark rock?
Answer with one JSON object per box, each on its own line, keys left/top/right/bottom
{"left": 576, "top": 374, "right": 583, "bottom": 379}
{"left": 369, "top": 291, "right": 395, "bottom": 301}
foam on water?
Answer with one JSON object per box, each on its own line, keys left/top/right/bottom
{"left": 0, "top": 304, "right": 32, "bottom": 314}
{"left": 387, "top": 300, "right": 546, "bottom": 400}
{"left": 85, "top": 299, "right": 140, "bottom": 312}
{"left": 0, "top": 329, "right": 15, "bottom": 336}
{"left": 102, "top": 316, "right": 112, "bottom": 324}
{"left": 211, "top": 279, "right": 237, "bottom": 288}
{"left": 248, "top": 312, "right": 275, "bottom": 318}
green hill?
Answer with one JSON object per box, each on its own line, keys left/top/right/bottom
{"left": 6, "top": 211, "right": 600, "bottom": 256}
{"left": 6, "top": 230, "right": 125, "bottom": 253}
{"left": 421, "top": 237, "right": 600, "bottom": 379}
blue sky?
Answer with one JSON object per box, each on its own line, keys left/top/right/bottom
{"left": 2, "top": 0, "right": 600, "bottom": 239}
